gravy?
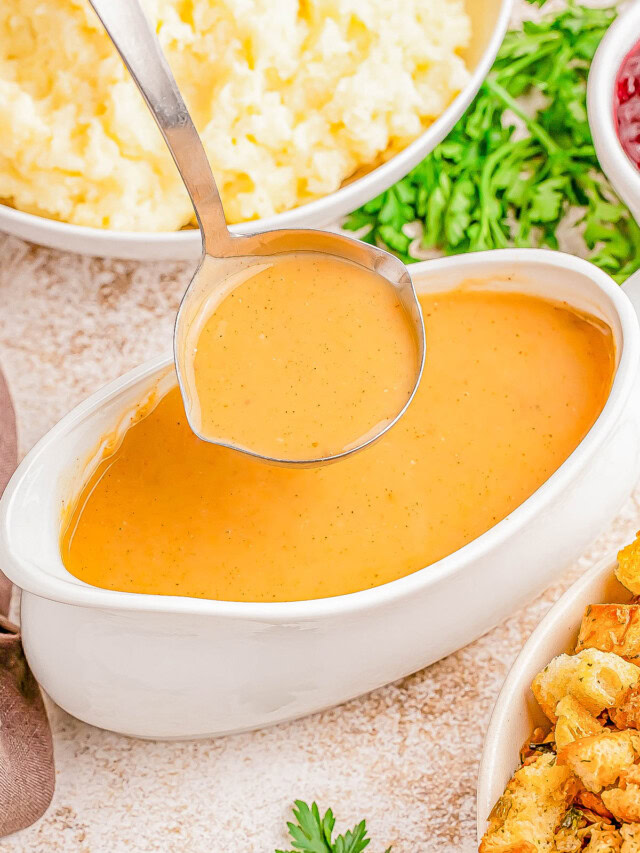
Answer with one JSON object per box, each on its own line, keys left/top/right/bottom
{"left": 185, "top": 253, "right": 419, "bottom": 460}
{"left": 62, "top": 290, "right": 615, "bottom": 602}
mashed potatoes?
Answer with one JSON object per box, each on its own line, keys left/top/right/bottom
{"left": 0, "top": 0, "right": 471, "bottom": 231}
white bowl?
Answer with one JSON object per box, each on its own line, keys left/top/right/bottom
{"left": 588, "top": 1, "right": 640, "bottom": 224}
{"left": 476, "top": 553, "right": 632, "bottom": 846}
{"left": 2, "top": 249, "right": 640, "bottom": 740}
{"left": 0, "top": 0, "right": 511, "bottom": 261}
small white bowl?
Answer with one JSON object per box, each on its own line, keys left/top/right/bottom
{"left": 0, "top": 0, "right": 511, "bottom": 261}
{"left": 2, "top": 249, "right": 640, "bottom": 740}
{"left": 588, "top": 1, "right": 640, "bottom": 224}
{"left": 476, "top": 552, "right": 632, "bottom": 846}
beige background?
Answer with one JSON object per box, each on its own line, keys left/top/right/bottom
{"left": 0, "top": 1, "right": 635, "bottom": 849}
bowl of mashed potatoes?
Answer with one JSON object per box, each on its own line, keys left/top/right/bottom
{"left": 0, "top": 0, "right": 511, "bottom": 259}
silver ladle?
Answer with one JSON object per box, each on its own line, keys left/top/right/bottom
{"left": 89, "top": 0, "right": 426, "bottom": 467}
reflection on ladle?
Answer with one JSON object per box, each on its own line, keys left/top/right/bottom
{"left": 88, "top": 0, "right": 426, "bottom": 466}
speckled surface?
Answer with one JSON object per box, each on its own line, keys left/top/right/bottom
{"left": 0, "top": 2, "right": 636, "bottom": 849}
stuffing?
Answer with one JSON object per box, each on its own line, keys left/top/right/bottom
{"left": 479, "top": 753, "right": 579, "bottom": 853}
{"left": 554, "top": 814, "right": 621, "bottom": 853}
{"left": 532, "top": 650, "right": 640, "bottom": 722}
{"left": 577, "top": 605, "right": 640, "bottom": 662}
{"left": 617, "top": 536, "right": 640, "bottom": 596}
{"left": 553, "top": 826, "right": 582, "bottom": 853}
{"left": 611, "top": 686, "right": 640, "bottom": 731}
{"left": 621, "top": 823, "right": 640, "bottom": 852}
{"left": 602, "top": 785, "right": 640, "bottom": 823}
{"left": 553, "top": 809, "right": 588, "bottom": 853}
{"left": 576, "top": 792, "right": 616, "bottom": 823}
{"left": 557, "top": 731, "right": 639, "bottom": 793}
{"left": 555, "top": 695, "right": 605, "bottom": 750}
{"left": 583, "top": 825, "right": 622, "bottom": 852}
{"left": 583, "top": 825, "right": 623, "bottom": 852}
{"left": 601, "top": 766, "right": 640, "bottom": 824}
{"left": 520, "top": 728, "right": 555, "bottom": 765}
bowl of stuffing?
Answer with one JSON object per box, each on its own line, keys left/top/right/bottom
{"left": 477, "top": 528, "right": 640, "bottom": 851}
{"left": 0, "top": 0, "right": 511, "bottom": 259}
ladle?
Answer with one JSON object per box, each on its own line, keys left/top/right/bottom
{"left": 89, "top": 0, "right": 426, "bottom": 466}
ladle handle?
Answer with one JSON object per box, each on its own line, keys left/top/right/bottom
{"left": 88, "top": 0, "right": 234, "bottom": 256}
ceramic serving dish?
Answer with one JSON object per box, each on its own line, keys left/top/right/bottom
{"left": 0, "top": 0, "right": 511, "bottom": 261}
{"left": 2, "top": 249, "right": 640, "bottom": 740}
{"left": 588, "top": 0, "right": 640, "bottom": 224}
{"left": 476, "top": 552, "right": 632, "bottom": 846}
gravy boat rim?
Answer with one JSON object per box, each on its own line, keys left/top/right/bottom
{"left": 1, "top": 248, "right": 638, "bottom": 622}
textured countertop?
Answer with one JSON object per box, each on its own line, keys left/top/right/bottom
{"left": 0, "top": 2, "right": 635, "bottom": 849}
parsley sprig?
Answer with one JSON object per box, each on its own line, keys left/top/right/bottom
{"left": 276, "top": 801, "right": 391, "bottom": 853}
{"left": 344, "top": 2, "right": 640, "bottom": 283}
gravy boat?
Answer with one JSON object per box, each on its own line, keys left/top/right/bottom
{"left": 2, "top": 249, "right": 640, "bottom": 740}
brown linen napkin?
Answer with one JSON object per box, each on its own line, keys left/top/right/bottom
{"left": 0, "top": 366, "right": 55, "bottom": 837}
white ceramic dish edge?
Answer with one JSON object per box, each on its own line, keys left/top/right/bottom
{"left": 588, "top": 0, "right": 640, "bottom": 224}
{"left": 0, "top": 0, "right": 512, "bottom": 260}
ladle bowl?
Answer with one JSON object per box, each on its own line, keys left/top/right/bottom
{"left": 89, "top": 0, "right": 426, "bottom": 467}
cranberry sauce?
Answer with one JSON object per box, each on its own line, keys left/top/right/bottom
{"left": 617, "top": 41, "right": 640, "bottom": 168}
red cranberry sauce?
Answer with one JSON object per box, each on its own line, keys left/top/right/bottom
{"left": 617, "top": 42, "right": 640, "bottom": 168}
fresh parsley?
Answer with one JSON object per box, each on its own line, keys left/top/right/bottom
{"left": 344, "top": 2, "right": 640, "bottom": 284}
{"left": 275, "top": 801, "right": 391, "bottom": 853}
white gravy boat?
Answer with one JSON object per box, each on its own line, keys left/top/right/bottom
{"left": 2, "top": 249, "right": 640, "bottom": 740}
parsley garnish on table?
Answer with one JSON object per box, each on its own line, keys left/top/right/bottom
{"left": 344, "top": 2, "right": 640, "bottom": 284}
{"left": 275, "top": 801, "right": 391, "bottom": 853}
